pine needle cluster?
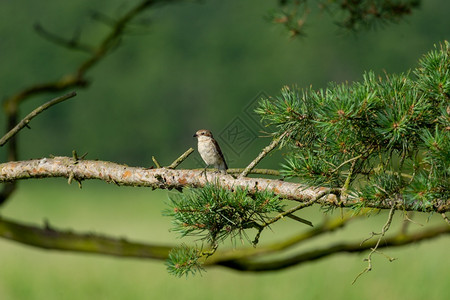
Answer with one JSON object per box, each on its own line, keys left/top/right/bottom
{"left": 163, "top": 41, "right": 448, "bottom": 277}
{"left": 165, "top": 244, "right": 204, "bottom": 278}
{"left": 164, "top": 183, "right": 284, "bottom": 243}
{"left": 268, "top": 0, "right": 421, "bottom": 37}
{"left": 163, "top": 183, "right": 284, "bottom": 276}
{"left": 256, "top": 41, "right": 449, "bottom": 212}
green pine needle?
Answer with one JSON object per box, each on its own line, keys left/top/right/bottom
{"left": 166, "top": 244, "right": 204, "bottom": 278}
{"left": 163, "top": 183, "right": 284, "bottom": 244}
{"left": 256, "top": 41, "right": 449, "bottom": 213}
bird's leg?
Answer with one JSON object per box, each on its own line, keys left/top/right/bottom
{"left": 201, "top": 165, "right": 209, "bottom": 181}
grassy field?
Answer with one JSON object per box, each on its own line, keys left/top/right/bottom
{"left": 0, "top": 180, "right": 448, "bottom": 300}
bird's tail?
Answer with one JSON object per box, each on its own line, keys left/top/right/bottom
{"left": 218, "top": 161, "right": 228, "bottom": 174}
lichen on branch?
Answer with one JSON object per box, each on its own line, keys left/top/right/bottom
{"left": 1, "top": 156, "right": 447, "bottom": 212}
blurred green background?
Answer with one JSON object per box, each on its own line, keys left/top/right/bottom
{"left": 0, "top": 0, "right": 449, "bottom": 299}
{"left": 1, "top": 181, "right": 448, "bottom": 299}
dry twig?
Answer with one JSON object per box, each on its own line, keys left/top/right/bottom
{"left": 167, "top": 148, "right": 194, "bottom": 169}
{"left": 240, "top": 132, "right": 287, "bottom": 178}
{"left": 352, "top": 205, "right": 397, "bottom": 284}
{"left": 0, "top": 92, "right": 77, "bottom": 147}
{"left": 442, "top": 213, "right": 450, "bottom": 226}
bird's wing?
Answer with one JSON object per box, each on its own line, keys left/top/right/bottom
{"left": 212, "top": 138, "right": 228, "bottom": 170}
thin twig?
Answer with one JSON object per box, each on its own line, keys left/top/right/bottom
{"left": 4, "top": 0, "right": 161, "bottom": 110}
{"left": 442, "top": 213, "right": 450, "bottom": 226}
{"left": 90, "top": 11, "right": 118, "bottom": 27}
{"left": 34, "top": 23, "right": 94, "bottom": 54}
{"left": 360, "top": 231, "right": 378, "bottom": 246}
{"left": 210, "top": 213, "right": 360, "bottom": 263}
{"left": 240, "top": 132, "right": 287, "bottom": 178}
{"left": 167, "top": 148, "right": 194, "bottom": 169}
{"left": 341, "top": 159, "right": 357, "bottom": 196}
{"left": 265, "top": 188, "right": 339, "bottom": 227}
{"left": 252, "top": 188, "right": 340, "bottom": 245}
{"left": 76, "top": 0, "right": 159, "bottom": 76}
{"left": 208, "top": 168, "right": 280, "bottom": 176}
{"left": 352, "top": 205, "right": 396, "bottom": 284}
{"left": 0, "top": 1, "right": 172, "bottom": 207}
{"left": 332, "top": 154, "right": 362, "bottom": 173}
{"left": 0, "top": 92, "right": 77, "bottom": 147}
{"left": 152, "top": 156, "right": 161, "bottom": 168}
{"left": 402, "top": 212, "right": 423, "bottom": 234}
{"left": 265, "top": 197, "right": 318, "bottom": 227}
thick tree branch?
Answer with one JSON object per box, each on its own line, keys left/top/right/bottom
{"left": 1, "top": 0, "right": 177, "bottom": 206}
{"left": 3, "top": 0, "right": 175, "bottom": 110}
{"left": 0, "top": 216, "right": 171, "bottom": 259}
{"left": 0, "top": 157, "right": 448, "bottom": 212}
{"left": 1, "top": 214, "right": 447, "bottom": 273}
{"left": 214, "top": 225, "right": 450, "bottom": 272}
{"left": 76, "top": 0, "right": 179, "bottom": 76}
{"left": 0, "top": 214, "right": 354, "bottom": 263}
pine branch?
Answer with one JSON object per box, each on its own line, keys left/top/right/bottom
{"left": 257, "top": 41, "right": 450, "bottom": 215}
{"left": 253, "top": 189, "right": 339, "bottom": 244}
{"left": 269, "top": 0, "right": 421, "bottom": 37}
{"left": 1, "top": 157, "right": 448, "bottom": 213}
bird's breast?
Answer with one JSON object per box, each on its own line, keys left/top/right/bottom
{"left": 198, "top": 140, "right": 220, "bottom": 165}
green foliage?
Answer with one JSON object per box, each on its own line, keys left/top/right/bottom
{"left": 164, "top": 183, "right": 284, "bottom": 244}
{"left": 3, "top": 183, "right": 449, "bottom": 298}
{"left": 164, "top": 183, "right": 285, "bottom": 276}
{"left": 356, "top": 171, "right": 403, "bottom": 205}
{"left": 281, "top": 149, "right": 345, "bottom": 187}
{"left": 166, "top": 244, "right": 204, "bottom": 278}
{"left": 415, "top": 41, "right": 450, "bottom": 104}
{"left": 257, "top": 41, "right": 450, "bottom": 212}
{"left": 2, "top": 0, "right": 448, "bottom": 166}
{"left": 269, "top": 0, "right": 421, "bottom": 37}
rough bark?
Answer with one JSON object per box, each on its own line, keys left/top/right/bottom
{"left": 1, "top": 157, "right": 448, "bottom": 212}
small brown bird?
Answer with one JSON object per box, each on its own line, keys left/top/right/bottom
{"left": 193, "top": 129, "right": 228, "bottom": 174}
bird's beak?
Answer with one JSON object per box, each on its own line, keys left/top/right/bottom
{"left": 193, "top": 133, "right": 197, "bottom": 138}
